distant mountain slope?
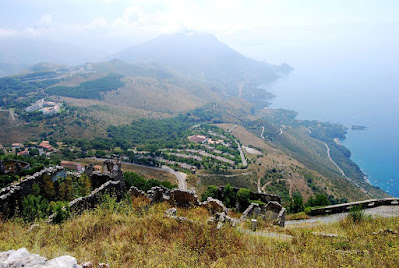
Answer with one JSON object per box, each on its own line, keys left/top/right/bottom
{"left": 0, "top": 63, "right": 28, "bottom": 77}
{"left": 113, "top": 32, "right": 292, "bottom": 102}
{"left": 0, "top": 38, "right": 103, "bottom": 65}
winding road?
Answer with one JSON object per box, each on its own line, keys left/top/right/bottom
{"left": 260, "top": 126, "right": 265, "bottom": 139}
{"left": 87, "top": 157, "right": 187, "bottom": 190}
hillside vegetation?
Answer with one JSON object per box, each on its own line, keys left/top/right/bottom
{"left": 0, "top": 199, "right": 398, "bottom": 267}
{"left": 46, "top": 74, "right": 124, "bottom": 100}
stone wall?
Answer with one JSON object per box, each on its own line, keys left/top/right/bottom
{"left": 0, "top": 160, "right": 125, "bottom": 219}
{"left": 216, "top": 186, "right": 281, "bottom": 205}
{"left": 68, "top": 180, "right": 124, "bottom": 216}
{"left": 0, "top": 166, "right": 65, "bottom": 219}
{"left": 310, "top": 198, "right": 399, "bottom": 216}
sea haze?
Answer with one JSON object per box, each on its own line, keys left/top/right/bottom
{"left": 264, "top": 61, "right": 399, "bottom": 197}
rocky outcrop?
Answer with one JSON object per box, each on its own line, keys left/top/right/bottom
{"left": 0, "top": 248, "right": 81, "bottom": 268}
{"left": 241, "top": 201, "right": 286, "bottom": 227}
{"left": 207, "top": 211, "right": 238, "bottom": 229}
{"left": 201, "top": 197, "right": 227, "bottom": 214}
{"left": 169, "top": 189, "right": 200, "bottom": 207}
{"left": 128, "top": 186, "right": 147, "bottom": 198}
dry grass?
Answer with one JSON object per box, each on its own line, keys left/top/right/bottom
{"left": 1, "top": 198, "right": 398, "bottom": 267}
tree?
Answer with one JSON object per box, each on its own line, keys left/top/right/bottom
{"left": 42, "top": 174, "right": 55, "bottom": 200}
{"left": 22, "top": 195, "right": 49, "bottom": 222}
{"left": 58, "top": 176, "right": 74, "bottom": 201}
{"left": 223, "top": 183, "right": 237, "bottom": 208}
{"left": 237, "top": 188, "right": 251, "bottom": 211}
{"left": 49, "top": 201, "right": 70, "bottom": 224}
{"left": 307, "top": 193, "right": 331, "bottom": 207}
{"left": 288, "top": 191, "right": 304, "bottom": 213}
{"left": 201, "top": 185, "right": 218, "bottom": 202}
{"left": 74, "top": 174, "right": 92, "bottom": 197}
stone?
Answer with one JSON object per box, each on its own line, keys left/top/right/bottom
{"left": 170, "top": 189, "right": 200, "bottom": 207}
{"left": 311, "top": 232, "right": 340, "bottom": 238}
{"left": 45, "top": 255, "right": 80, "bottom": 268}
{"left": 201, "top": 197, "right": 227, "bottom": 214}
{"left": 166, "top": 207, "right": 177, "bottom": 217}
{"left": 128, "top": 186, "right": 147, "bottom": 198}
{"left": 98, "top": 263, "right": 110, "bottom": 268}
{"left": 147, "top": 186, "right": 167, "bottom": 203}
{"left": 81, "top": 261, "right": 93, "bottom": 268}
{"left": 251, "top": 219, "right": 258, "bottom": 231}
{"left": 208, "top": 211, "right": 239, "bottom": 228}
{"left": 241, "top": 203, "right": 260, "bottom": 219}
{"left": 27, "top": 223, "right": 40, "bottom": 233}
{"left": 0, "top": 248, "right": 82, "bottom": 268}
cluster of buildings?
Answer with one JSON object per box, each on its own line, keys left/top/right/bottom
{"left": 25, "top": 99, "right": 61, "bottom": 115}
{"left": 1, "top": 140, "right": 56, "bottom": 157}
{"left": 188, "top": 134, "right": 225, "bottom": 145}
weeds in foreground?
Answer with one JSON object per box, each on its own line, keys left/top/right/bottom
{"left": 0, "top": 199, "right": 398, "bottom": 267}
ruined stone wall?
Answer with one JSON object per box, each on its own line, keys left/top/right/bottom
{"left": 216, "top": 186, "right": 281, "bottom": 204}
{"left": 0, "top": 166, "right": 65, "bottom": 219}
{"left": 68, "top": 180, "right": 124, "bottom": 216}
{"left": 0, "top": 160, "right": 125, "bottom": 219}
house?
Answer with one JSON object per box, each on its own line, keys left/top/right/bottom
{"left": 17, "top": 150, "right": 29, "bottom": 156}
{"left": 12, "top": 143, "right": 23, "bottom": 148}
{"left": 39, "top": 141, "right": 54, "bottom": 151}
{"left": 61, "top": 161, "right": 82, "bottom": 172}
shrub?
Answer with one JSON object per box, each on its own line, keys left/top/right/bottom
{"left": 201, "top": 185, "right": 218, "bottom": 202}
{"left": 49, "top": 201, "right": 70, "bottom": 224}
{"left": 348, "top": 204, "right": 364, "bottom": 223}
{"left": 223, "top": 183, "right": 237, "bottom": 208}
{"left": 288, "top": 191, "right": 304, "bottom": 214}
{"left": 22, "top": 195, "right": 49, "bottom": 222}
{"left": 306, "top": 194, "right": 331, "bottom": 207}
{"left": 237, "top": 188, "right": 251, "bottom": 210}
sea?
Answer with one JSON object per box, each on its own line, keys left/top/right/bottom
{"left": 263, "top": 63, "right": 399, "bottom": 197}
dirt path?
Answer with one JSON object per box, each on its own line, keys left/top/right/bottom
{"left": 323, "top": 142, "right": 346, "bottom": 177}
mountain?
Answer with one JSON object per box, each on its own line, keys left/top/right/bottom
{"left": 0, "top": 37, "right": 103, "bottom": 66}
{"left": 0, "top": 63, "right": 28, "bottom": 77}
{"left": 113, "top": 32, "right": 292, "bottom": 102}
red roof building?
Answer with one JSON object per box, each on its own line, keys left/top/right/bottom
{"left": 39, "top": 141, "right": 54, "bottom": 151}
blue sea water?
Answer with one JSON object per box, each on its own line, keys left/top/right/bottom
{"left": 264, "top": 65, "right": 399, "bottom": 197}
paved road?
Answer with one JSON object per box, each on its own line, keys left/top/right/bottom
{"left": 86, "top": 158, "right": 187, "bottom": 190}
{"left": 286, "top": 205, "right": 399, "bottom": 226}
{"left": 235, "top": 140, "right": 247, "bottom": 167}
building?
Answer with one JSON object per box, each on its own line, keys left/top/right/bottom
{"left": 39, "top": 141, "right": 54, "bottom": 151}
{"left": 17, "top": 150, "right": 29, "bottom": 156}
{"left": 61, "top": 161, "right": 82, "bottom": 172}
{"left": 188, "top": 135, "right": 208, "bottom": 143}
{"left": 12, "top": 143, "right": 23, "bottom": 148}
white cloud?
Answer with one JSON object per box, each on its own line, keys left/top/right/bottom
{"left": 0, "top": 28, "right": 17, "bottom": 38}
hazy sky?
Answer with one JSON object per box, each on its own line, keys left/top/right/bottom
{"left": 1, "top": 0, "right": 398, "bottom": 66}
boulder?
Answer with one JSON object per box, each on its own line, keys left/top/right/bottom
{"left": 0, "top": 248, "right": 82, "bottom": 268}
{"left": 165, "top": 207, "right": 177, "bottom": 217}
{"left": 240, "top": 203, "right": 260, "bottom": 219}
{"left": 207, "top": 211, "right": 238, "bottom": 229}
{"left": 201, "top": 197, "right": 227, "bottom": 214}
{"left": 170, "top": 189, "right": 200, "bottom": 207}
{"left": 128, "top": 186, "right": 147, "bottom": 198}
{"left": 147, "top": 186, "right": 169, "bottom": 203}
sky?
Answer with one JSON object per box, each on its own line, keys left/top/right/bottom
{"left": 1, "top": 0, "right": 399, "bottom": 66}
